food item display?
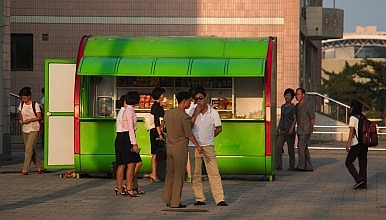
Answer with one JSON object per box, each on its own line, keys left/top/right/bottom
{"left": 139, "top": 94, "right": 152, "bottom": 109}
{"left": 138, "top": 95, "right": 173, "bottom": 109}
{"left": 211, "top": 97, "right": 232, "bottom": 110}
{"left": 211, "top": 98, "right": 219, "bottom": 108}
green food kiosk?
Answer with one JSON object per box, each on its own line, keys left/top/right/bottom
{"left": 44, "top": 35, "right": 277, "bottom": 180}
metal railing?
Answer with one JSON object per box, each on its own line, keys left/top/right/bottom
{"left": 314, "top": 125, "right": 386, "bottom": 135}
{"left": 306, "top": 92, "right": 350, "bottom": 124}
{"left": 312, "top": 125, "right": 386, "bottom": 150}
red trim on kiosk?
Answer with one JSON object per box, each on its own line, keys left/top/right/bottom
{"left": 74, "top": 36, "right": 89, "bottom": 154}
{"left": 265, "top": 37, "right": 274, "bottom": 157}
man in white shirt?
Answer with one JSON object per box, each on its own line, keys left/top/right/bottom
{"left": 188, "top": 87, "right": 228, "bottom": 206}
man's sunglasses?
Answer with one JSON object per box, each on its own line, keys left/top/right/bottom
{"left": 194, "top": 96, "right": 204, "bottom": 101}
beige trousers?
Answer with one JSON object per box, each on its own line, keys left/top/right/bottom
{"left": 22, "top": 131, "right": 43, "bottom": 172}
{"left": 188, "top": 145, "right": 225, "bottom": 204}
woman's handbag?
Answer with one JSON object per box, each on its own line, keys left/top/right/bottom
{"left": 144, "top": 113, "right": 155, "bottom": 130}
{"left": 155, "top": 139, "right": 166, "bottom": 161}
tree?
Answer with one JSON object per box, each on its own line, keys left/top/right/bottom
{"left": 322, "top": 60, "right": 386, "bottom": 124}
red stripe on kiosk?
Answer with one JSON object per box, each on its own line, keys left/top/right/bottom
{"left": 74, "top": 35, "right": 89, "bottom": 154}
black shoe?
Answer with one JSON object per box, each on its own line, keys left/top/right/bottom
{"left": 355, "top": 181, "right": 367, "bottom": 190}
{"left": 166, "top": 203, "right": 170, "bottom": 207}
{"left": 194, "top": 201, "right": 206, "bottom": 206}
{"left": 170, "top": 204, "right": 187, "bottom": 208}
{"left": 353, "top": 180, "right": 365, "bottom": 189}
{"left": 296, "top": 168, "right": 313, "bottom": 172}
{"left": 287, "top": 167, "right": 296, "bottom": 171}
{"left": 216, "top": 201, "right": 228, "bottom": 206}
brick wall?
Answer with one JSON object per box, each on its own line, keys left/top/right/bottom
{"left": 10, "top": 0, "right": 302, "bottom": 105}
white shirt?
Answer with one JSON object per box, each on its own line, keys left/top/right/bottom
{"left": 116, "top": 107, "right": 125, "bottom": 132}
{"left": 19, "top": 102, "right": 41, "bottom": 133}
{"left": 349, "top": 116, "right": 359, "bottom": 146}
{"left": 188, "top": 104, "right": 222, "bottom": 146}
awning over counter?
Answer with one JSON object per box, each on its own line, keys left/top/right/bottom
{"left": 77, "top": 36, "right": 270, "bottom": 77}
{"left": 78, "top": 57, "right": 266, "bottom": 77}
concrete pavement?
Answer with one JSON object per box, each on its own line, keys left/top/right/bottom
{"left": 1, "top": 148, "right": 386, "bottom": 219}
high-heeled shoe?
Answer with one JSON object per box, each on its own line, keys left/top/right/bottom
{"left": 36, "top": 168, "right": 47, "bottom": 174}
{"left": 114, "top": 187, "right": 126, "bottom": 196}
{"left": 132, "top": 186, "right": 145, "bottom": 194}
{"left": 21, "top": 171, "right": 28, "bottom": 176}
{"left": 126, "top": 189, "right": 138, "bottom": 197}
{"left": 149, "top": 176, "right": 161, "bottom": 183}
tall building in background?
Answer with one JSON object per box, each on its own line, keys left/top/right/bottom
{"left": 1, "top": 0, "right": 343, "bottom": 157}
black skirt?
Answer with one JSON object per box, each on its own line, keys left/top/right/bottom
{"left": 115, "top": 132, "right": 142, "bottom": 165}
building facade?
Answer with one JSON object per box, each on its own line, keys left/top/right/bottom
{"left": 322, "top": 26, "right": 386, "bottom": 75}
{"left": 1, "top": 0, "right": 343, "bottom": 158}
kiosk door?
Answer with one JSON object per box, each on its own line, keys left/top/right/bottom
{"left": 44, "top": 60, "right": 76, "bottom": 169}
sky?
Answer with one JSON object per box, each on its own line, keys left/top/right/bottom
{"left": 323, "top": 0, "right": 386, "bottom": 32}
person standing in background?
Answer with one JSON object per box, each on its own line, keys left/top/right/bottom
{"left": 345, "top": 100, "right": 368, "bottom": 190}
{"left": 162, "top": 91, "right": 202, "bottom": 208}
{"left": 276, "top": 88, "right": 296, "bottom": 171}
{"left": 18, "top": 87, "right": 45, "bottom": 175}
{"left": 40, "top": 87, "right": 44, "bottom": 108}
{"left": 295, "top": 88, "right": 314, "bottom": 171}
{"left": 121, "top": 91, "right": 142, "bottom": 197}
{"left": 114, "top": 95, "right": 130, "bottom": 196}
{"left": 39, "top": 87, "right": 45, "bottom": 149}
{"left": 188, "top": 87, "right": 228, "bottom": 206}
{"left": 149, "top": 87, "right": 166, "bottom": 183}
{"left": 114, "top": 94, "right": 144, "bottom": 196}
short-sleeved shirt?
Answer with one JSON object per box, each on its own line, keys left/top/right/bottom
{"left": 278, "top": 103, "right": 296, "bottom": 134}
{"left": 122, "top": 105, "right": 137, "bottom": 145}
{"left": 19, "top": 102, "right": 41, "bottom": 133}
{"left": 295, "top": 100, "right": 315, "bottom": 135}
{"left": 188, "top": 105, "right": 221, "bottom": 146}
{"left": 116, "top": 107, "right": 125, "bottom": 132}
{"left": 150, "top": 101, "right": 165, "bottom": 127}
{"left": 348, "top": 116, "right": 359, "bottom": 146}
{"left": 164, "top": 108, "right": 193, "bottom": 148}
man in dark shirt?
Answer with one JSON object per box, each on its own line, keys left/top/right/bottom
{"left": 295, "top": 88, "right": 315, "bottom": 171}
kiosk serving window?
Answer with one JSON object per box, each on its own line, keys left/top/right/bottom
{"left": 116, "top": 76, "right": 233, "bottom": 115}
{"left": 88, "top": 75, "right": 264, "bottom": 119}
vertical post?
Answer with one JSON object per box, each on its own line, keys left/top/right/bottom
{"left": 0, "top": 0, "right": 12, "bottom": 160}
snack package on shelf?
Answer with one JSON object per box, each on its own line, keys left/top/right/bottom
{"left": 211, "top": 98, "right": 219, "bottom": 109}
{"left": 226, "top": 98, "right": 232, "bottom": 110}
{"left": 218, "top": 97, "right": 231, "bottom": 110}
{"left": 139, "top": 94, "right": 153, "bottom": 109}
{"left": 144, "top": 95, "right": 151, "bottom": 109}
{"left": 219, "top": 111, "right": 232, "bottom": 119}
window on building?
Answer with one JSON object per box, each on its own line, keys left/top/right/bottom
{"left": 11, "top": 34, "right": 33, "bottom": 71}
{"left": 355, "top": 46, "right": 386, "bottom": 59}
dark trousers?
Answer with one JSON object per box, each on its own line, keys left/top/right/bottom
{"left": 345, "top": 144, "right": 368, "bottom": 183}
{"left": 296, "top": 134, "right": 313, "bottom": 170}
{"left": 276, "top": 133, "right": 296, "bottom": 169}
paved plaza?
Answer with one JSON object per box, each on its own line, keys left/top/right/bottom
{"left": 1, "top": 147, "right": 386, "bottom": 219}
